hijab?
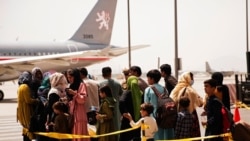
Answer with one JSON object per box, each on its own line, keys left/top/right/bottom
{"left": 170, "top": 71, "right": 193, "bottom": 102}
{"left": 49, "top": 72, "right": 68, "bottom": 98}
{"left": 127, "top": 76, "right": 142, "bottom": 121}
{"left": 170, "top": 71, "right": 203, "bottom": 112}
{"left": 18, "top": 71, "right": 32, "bottom": 86}
{"left": 68, "top": 68, "right": 83, "bottom": 91}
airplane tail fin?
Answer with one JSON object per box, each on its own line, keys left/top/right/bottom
{"left": 205, "top": 61, "right": 212, "bottom": 73}
{"left": 69, "top": 0, "right": 117, "bottom": 45}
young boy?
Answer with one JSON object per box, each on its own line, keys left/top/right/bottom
{"left": 175, "top": 96, "right": 193, "bottom": 139}
{"left": 123, "top": 103, "right": 158, "bottom": 141}
{"left": 96, "top": 85, "right": 116, "bottom": 141}
{"left": 203, "top": 79, "right": 223, "bottom": 141}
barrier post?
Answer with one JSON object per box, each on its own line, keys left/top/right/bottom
{"left": 141, "top": 120, "right": 146, "bottom": 141}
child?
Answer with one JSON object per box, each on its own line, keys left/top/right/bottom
{"left": 175, "top": 96, "right": 193, "bottom": 139}
{"left": 203, "top": 79, "right": 223, "bottom": 141}
{"left": 96, "top": 85, "right": 116, "bottom": 141}
{"left": 52, "top": 101, "right": 71, "bottom": 141}
{"left": 123, "top": 103, "right": 158, "bottom": 141}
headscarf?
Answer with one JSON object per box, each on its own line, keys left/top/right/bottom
{"left": 170, "top": 72, "right": 193, "bottom": 102}
{"left": 170, "top": 71, "right": 203, "bottom": 112}
{"left": 127, "top": 76, "right": 142, "bottom": 121}
{"left": 68, "top": 68, "right": 83, "bottom": 91}
{"left": 31, "top": 67, "right": 43, "bottom": 82}
{"left": 18, "top": 71, "right": 32, "bottom": 86}
{"left": 37, "top": 76, "right": 51, "bottom": 98}
{"left": 49, "top": 72, "right": 68, "bottom": 98}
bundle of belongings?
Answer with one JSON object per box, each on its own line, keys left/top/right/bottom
{"left": 232, "top": 121, "right": 250, "bottom": 140}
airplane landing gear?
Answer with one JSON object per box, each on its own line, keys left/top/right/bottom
{"left": 0, "top": 90, "right": 4, "bottom": 101}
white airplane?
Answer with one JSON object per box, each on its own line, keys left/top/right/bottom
{"left": 0, "top": 0, "right": 148, "bottom": 100}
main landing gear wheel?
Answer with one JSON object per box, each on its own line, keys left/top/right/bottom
{"left": 0, "top": 90, "right": 4, "bottom": 101}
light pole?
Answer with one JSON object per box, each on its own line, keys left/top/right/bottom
{"left": 127, "top": 0, "right": 131, "bottom": 68}
{"left": 174, "top": 0, "right": 179, "bottom": 79}
{"left": 247, "top": 0, "right": 249, "bottom": 53}
{"left": 246, "top": 0, "right": 250, "bottom": 75}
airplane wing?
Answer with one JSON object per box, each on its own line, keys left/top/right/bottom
{"left": 107, "top": 44, "right": 149, "bottom": 56}
{"left": 0, "top": 45, "right": 149, "bottom": 81}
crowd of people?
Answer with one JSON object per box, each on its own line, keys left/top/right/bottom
{"left": 16, "top": 64, "right": 231, "bottom": 141}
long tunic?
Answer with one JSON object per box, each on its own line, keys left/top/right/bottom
{"left": 17, "top": 84, "right": 38, "bottom": 140}
{"left": 96, "top": 98, "right": 116, "bottom": 141}
{"left": 99, "top": 78, "right": 123, "bottom": 132}
{"left": 144, "top": 83, "right": 175, "bottom": 140}
{"left": 69, "top": 83, "right": 89, "bottom": 141}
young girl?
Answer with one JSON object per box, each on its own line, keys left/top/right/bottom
{"left": 96, "top": 85, "right": 116, "bottom": 141}
{"left": 123, "top": 103, "right": 158, "bottom": 141}
{"left": 52, "top": 101, "right": 71, "bottom": 141}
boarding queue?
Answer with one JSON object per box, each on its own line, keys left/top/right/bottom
{"left": 16, "top": 64, "right": 232, "bottom": 141}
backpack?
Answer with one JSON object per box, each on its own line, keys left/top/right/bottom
{"left": 215, "top": 98, "right": 235, "bottom": 133}
{"left": 151, "top": 86, "right": 177, "bottom": 128}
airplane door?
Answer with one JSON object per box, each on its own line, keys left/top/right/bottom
{"left": 67, "top": 44, "right": 79, "bottom": 64}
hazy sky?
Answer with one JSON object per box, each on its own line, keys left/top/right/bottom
{"left": 0, "top": 0, "right": 247, "bottom": 74}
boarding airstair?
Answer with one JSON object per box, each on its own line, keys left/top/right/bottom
{"left": 235, "top": 74, "right": 250, "bottom": 104}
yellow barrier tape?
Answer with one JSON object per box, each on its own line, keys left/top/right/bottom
{"left": 156, "top": 132, "right": 232, "bottom": 141}
{"left": 237, "top": 101, "right": 250, "bottom": 110}
{"left": 141, "top": 120, "right": 146, "bottom": 141}
{"left": 34, "top": 125, "right": 140, "bottom": 139}
{"left": 29, "top": 125, "right": 234, "bottom": 141}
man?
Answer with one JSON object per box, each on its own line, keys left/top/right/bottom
{"left": 99, "top": 66, "right": 123, "bottom": 140}
{"left": 160, "top": 64, "right": 177, "bottom": 93}
{"left": 79, "top": 67, "right": 99, "bottom": 125}
{"left": 203, "top": 79, "right": 223, "bottom": 141}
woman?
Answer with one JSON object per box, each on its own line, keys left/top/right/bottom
{"left": 170, "top": 71, "right": 203, "bottom": 139}
{"left": 119, "top": 75, "right": 142, "bottom": 141}
{"left": 30, "top": 67, "right": 43, "bottom": 99}
{"left": 67, "top": 68, "right": 89, "bottom": 141}
{"left": 17, "top": 71, "right": 38, "bottom": 141}
{"left": 44, "top": 72, "right": 69, "bottom": 141}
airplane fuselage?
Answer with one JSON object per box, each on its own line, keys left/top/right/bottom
{"left": 0, "top": 40, "right": 107, "bottom": 58}
{"left": 0, "top": 40, "right": 111, "bottom": 81}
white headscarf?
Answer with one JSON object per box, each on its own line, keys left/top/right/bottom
{"left": 48, "top": 72, "right": 68, "bottom": 98}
